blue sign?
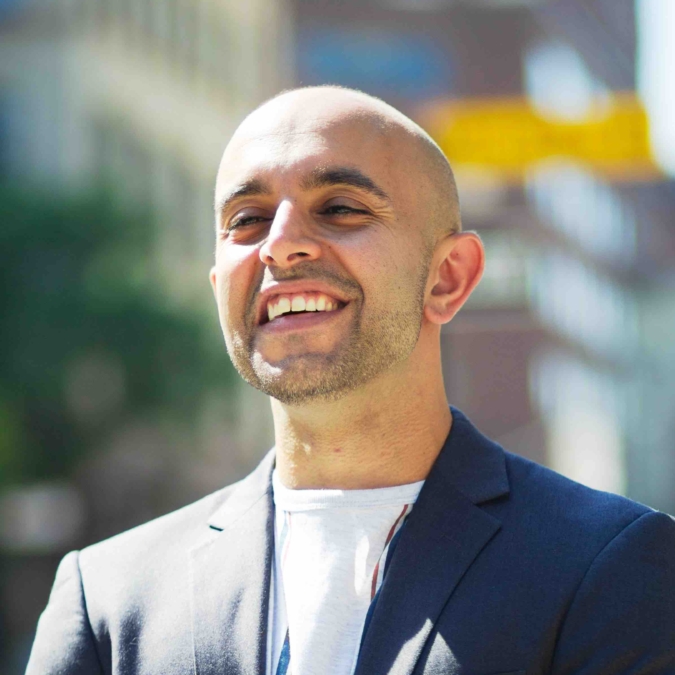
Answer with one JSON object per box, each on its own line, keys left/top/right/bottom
{"left": 298, "top": 26, "right": 454, "bottom": 100}
{"left": 0, "top": 0, "right": 28, "bottom": 18}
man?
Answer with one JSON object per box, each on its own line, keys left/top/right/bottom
{"left": 28, "top": 87, "right": 675, "bottom": 675}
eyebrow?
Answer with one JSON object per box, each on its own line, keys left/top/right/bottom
{"left": 301, "top": 166, "right": 391, "bottom": 202}
{"left": 215, "top": 179, "right": 271, "bottom": 214}
{"left": 215, "top": 165, "right": 391, "bottom": 215}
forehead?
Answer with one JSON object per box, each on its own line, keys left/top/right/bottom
{"left": 216, "top": 118, "right": 398, "bottom": 197}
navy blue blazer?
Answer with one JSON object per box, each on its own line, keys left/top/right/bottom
{"left": 27, "top": 408, "right": 675, "bottom": 674}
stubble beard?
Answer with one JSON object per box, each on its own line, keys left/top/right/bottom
{"left": 226, "top": 258, "right": 431, "bottom": 406}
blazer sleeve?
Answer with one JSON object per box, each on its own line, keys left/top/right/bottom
{"left": 26, "top": 550, "right": 104, "bottom": 675}
{"left": 551, "top": 510, "right": 675, "bottom": 674}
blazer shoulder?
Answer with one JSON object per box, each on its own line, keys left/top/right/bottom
{"left": 78, "top": 476, "right": 244, "bottom": 574}
{"left": 499, "top": 449, "right": 656, "bottom": 550}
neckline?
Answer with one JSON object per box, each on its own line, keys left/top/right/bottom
{"left": 272, "top": 470, "right": 425, "bottom": 511}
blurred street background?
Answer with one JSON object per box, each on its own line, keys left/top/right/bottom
{"left": 1, "top": 0, "right": 674, "bottom": 670}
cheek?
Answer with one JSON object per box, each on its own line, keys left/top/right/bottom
{"left": 214, "top": 246, "right": 259, "bottom": 321}
{"left": 356, "top": 239, "right": 413, "bottom": 286}
{"left": 364, "top": 255, "right": 426, "bottom": 315}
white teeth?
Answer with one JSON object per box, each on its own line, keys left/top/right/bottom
{"left": 278, "top": 297, "right": 291, "bottom": 315}
{"left": 266, "top": 293, "right": 341, "bottom": 322}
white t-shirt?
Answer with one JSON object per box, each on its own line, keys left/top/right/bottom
{"left": 268, "top": 470, "right": 424, "bottom": 675}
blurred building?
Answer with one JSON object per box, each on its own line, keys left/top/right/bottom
{"left": 290, "top": 0, "right": 675, "bottom": 513}
{"left": 0, "top": 0, "right": 290, "bottom": 486}
{"left": 0, "top": 0, "right": 292, "bottom": 302}
{"left": 0, "top": 0, "right": 288, "bottom": 669}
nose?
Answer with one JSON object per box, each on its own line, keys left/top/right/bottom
{"left": 259, "top": 201, "right": 321, "bottom": 268}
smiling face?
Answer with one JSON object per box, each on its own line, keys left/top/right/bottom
{"left": 210, "top": 89, "right": 456, "bottom": 405}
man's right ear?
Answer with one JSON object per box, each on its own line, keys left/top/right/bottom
{"left": 209, "top": 267, "right": 217, "bottom": 297}
{"left": 424, "top": 232, "right": 485, "bottom": 325}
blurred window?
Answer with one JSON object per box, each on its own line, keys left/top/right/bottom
{"left": 466, "top": 230, "right": 531, "bottom": 309}
{"left": 637, "top": 0, "right": 675, "bottom": 176}
{"left": 529, "top": 349, "right": 626, "bottom": 493}
{"left": 526, "top": 162, "right": 637, "bottom": 264}
{"left": 74, "top": 0, "right": 235, "bottom": 94}
{"left": 529, "top": 250, "right": 637, "bottom": 361}
{"left": 524, "top": 40, "right": 609, "bottom": 121}
{"left": 0, "top": 483, "right": 85, "bottom": 553}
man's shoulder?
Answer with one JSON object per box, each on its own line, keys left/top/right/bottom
{"left": 504, "top": 447, "right": 648, "bottom": 513}
{"left": 79, "top": 447, "right": 274, "bottom": 568}
{"left": 499, "top": 447, "right": 672, "bottom": 554}
{"left": 77, "top": 473, "right": 248, "bottom": 579}
{"left": 449, "top": 408, "right": 661, "bottom": 539}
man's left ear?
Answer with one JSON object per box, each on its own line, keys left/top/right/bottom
{"left": 424, "top": 232, "right": 485, "bottom": 325}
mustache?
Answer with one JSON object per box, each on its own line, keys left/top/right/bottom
{"left": 269, "top": 265, "right": 362, "bottom": 294}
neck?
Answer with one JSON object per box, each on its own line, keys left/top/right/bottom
{"left": 271, "top": 335, "right": 451, "bottom": 489}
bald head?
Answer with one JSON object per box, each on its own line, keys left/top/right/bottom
{"left": 222, "top": 86, "right": 461, "bottom": 241}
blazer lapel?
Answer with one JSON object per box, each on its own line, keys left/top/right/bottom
{"left": 355, "top": 408, "right": 510, "bottom": 675}
{"left": 190, "top": 450, "right": 275, "bottom": 675}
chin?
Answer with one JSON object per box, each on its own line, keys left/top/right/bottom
{"left": 248, "top": 353, "right": 357, "bottom": 405}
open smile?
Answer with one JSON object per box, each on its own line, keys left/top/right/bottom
{"left": 258, "top": 291, "right": 349, "bottom": 332}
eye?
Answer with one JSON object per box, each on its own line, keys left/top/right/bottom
{"left": 227, "top": 210, "right": 271, "bottom": 232}
{"left": 220, "top": 208, "right": 272, "bottom": 242}
{"left": 319, "top": 204, "right": 370, "bottom": 217}
{"left": 230, "top": 215, "right": 267, "bottom": 229}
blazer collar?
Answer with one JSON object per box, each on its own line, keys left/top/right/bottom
{"left": 355, "top": 406, "right": 510, "bottom": 675}
{"left": 437, "top": 406, "right": 509, "bottom": 505}
{"left": 207, "top": 448, "right": 276, "bottom": 531}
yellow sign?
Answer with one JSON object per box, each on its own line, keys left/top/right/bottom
{"left": 419, "top": 93, "right": 659, "bottom": 181}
